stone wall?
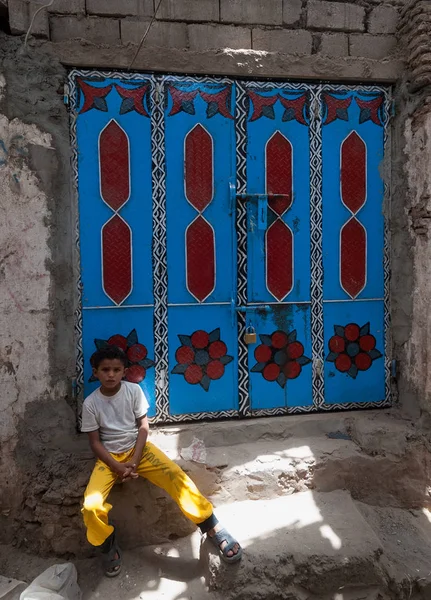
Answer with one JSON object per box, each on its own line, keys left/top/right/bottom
{"left": 2, "top": 0, "right": 431, "bottom": 557}
{"left": 5, "top": 0, "right": 403, "bottom": 80}
{"left": 396, "top": 0, "right": 431, "bottom": 418}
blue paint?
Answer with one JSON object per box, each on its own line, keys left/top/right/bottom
{"left": 75, "top": 76, "right": 388, "bottom": 418}
{"left": 323, "top": 301, "right": 385, "bottom": 404}
{"left": 246, "top": 96, "right": 311, "bottom": 304}
{"left": 77, "top": 79, "right": 153, "bottom": 308}
{"left": 164, "top": 83, "right": 238, "bottom": 415}
{"left": 322, "top": 92, "right": 385, "bottom": 405}
{"left": 76, "top": 77, "right": 155, "bottom": 408}
{"left": 322, "top": 95, "right": 384, "bottom": 301}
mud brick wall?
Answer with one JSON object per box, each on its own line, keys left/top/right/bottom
{"left": 6, "top": 0, "right": 404, "bottom": 80}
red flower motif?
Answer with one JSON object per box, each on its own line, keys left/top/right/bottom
{"left": 126, "top": 365, "right": 146, "bottom": 383}
{"left": 172, "top": 328, "right": 233, "bottom": 391}
{"left": 251, "top": 329, "right": 311, "bottom": 388}
{"left": 327, "top": 323, "right": 382, "bottom": 379}
{"left": 127, "top": 343, "right": 147, "bottom": 363}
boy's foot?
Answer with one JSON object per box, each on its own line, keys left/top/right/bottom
{"left": 104, "top": 551, "right": 121, "bottom": 577}
{"left": 101, "top": 533, "right": 122, "bottom": 577}
{"left": 207, "top": 524, "right": 242, "bottom": 563}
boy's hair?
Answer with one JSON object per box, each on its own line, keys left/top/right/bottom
{"left": 90, "top": 346, "right": 128, "bottom": 369}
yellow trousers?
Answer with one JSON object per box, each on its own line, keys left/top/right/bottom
{"left": 82, "top": 441, "right": 214, "bottom": 547}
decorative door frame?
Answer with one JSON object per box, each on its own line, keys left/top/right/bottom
{"left": 69, "top": 69, "right": 392, "bottom": 425}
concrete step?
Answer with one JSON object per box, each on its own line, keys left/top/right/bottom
{"left": 169, "top": 414, "right": 428, "bottom": 511}
{"left": 203, "top": 490, "right": 387, "bottom": 599}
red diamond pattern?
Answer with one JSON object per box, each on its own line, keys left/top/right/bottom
{"left": 99, "top": 120, "right": 130, "bottom": 211}
{"left": 265, "top": 131, "right": 294, "bottom": 300}
{"left": 266, "top": 131, "right": 292, "bottom": 216}
{"left": 340, "top": 218, "right": 366, "bottom": 298}
{"left": 102, "top": 215, "right": 132, "bottom": 305}
{"left": 185, "top": 124, "right": 213, "bottom": 212}
{"left": 340, "top": 131, "right": 367, "bottom": 298}
{"left": 186, "top": 216, "right": 215, "bottom": 302}
{"left": 266, "top": 219, "right": 293, "bottom": 301}
{"left": 98, "top": 119, "right": 132, "bottom": 305}
{"left": 184, "top": 123, "right": 215, "bottom": 302}
{"left": 341, "top": 131, "right": 366, "bottom": 214}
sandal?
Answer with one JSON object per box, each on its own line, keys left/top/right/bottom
{"left": 207, "top": 528, "right": 243, "bottom": 564}
{"left": 101, "top": 532, "right": 122, "bottom": 577}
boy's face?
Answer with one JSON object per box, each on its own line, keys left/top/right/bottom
{"left": 93, "top": 358, "right": 126, "bottom": 392}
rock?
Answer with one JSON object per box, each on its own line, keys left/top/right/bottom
{"left": 202, "top": 490, "right": 385, "bottom": 599}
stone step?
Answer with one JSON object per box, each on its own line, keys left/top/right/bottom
{"left": 150, "top": 411, "right": 366, "bottom": 451}
{"left": 202, "top": 490, "right": 387, "bottom": 599}
{"left": 173, "top": 421, "right": 428, "bottom": 510}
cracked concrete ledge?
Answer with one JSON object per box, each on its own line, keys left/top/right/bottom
{"left": 36, "top": 39, "right": 404, "bottom": 82}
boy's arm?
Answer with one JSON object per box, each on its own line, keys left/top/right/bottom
{"left": 129, "top": 415, "right": 150, "bottom": 468}
{"left": 87, "top": 430, "right": 133, "bottom": 480}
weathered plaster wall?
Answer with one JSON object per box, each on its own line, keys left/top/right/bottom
{"left": 400, "top": 98, "right": 431, "bottom": 417}
{"left": 1, "top": 0, "right": 430, "bottom": 557}
{"left": 0, "top": 34, "right": 76, "bottom": 545}
{"left": 391, "top": 0, "right": 431, "bottom": 418}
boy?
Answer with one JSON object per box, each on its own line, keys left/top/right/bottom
{"left": 81, "top": 346, "right": 242, "bottom": 576}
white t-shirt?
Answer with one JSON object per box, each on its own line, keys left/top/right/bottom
{"left": 81, "top": 381, "right": 149, "bottom": 454}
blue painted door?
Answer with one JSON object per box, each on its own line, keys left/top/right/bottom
{"left": 73, "top": 74, "right": 157, "bottom": 418}
{"left": 72, "top": 72, "right": 390, "bottom": 422}
{"left": 321, "top": 89, "right": 387, "bottom": 407}
{"left": 164, "top": 78, "right": 238, "bottom": 417}
{"left": 240, "top": 83, "right": 313, "bottom": 413}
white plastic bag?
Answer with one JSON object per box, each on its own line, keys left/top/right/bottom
{"left": 20, "top": 563, "right": 81, "bottom": 600}
{"left": 180, "top": 437, "right": 207, "bottom": 464}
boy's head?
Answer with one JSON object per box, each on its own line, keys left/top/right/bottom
{"left": 90, "top": 345, "right": 128, "bottom": 370}
{"left": 90, "top": 346, "right": 128, "bottom": 393}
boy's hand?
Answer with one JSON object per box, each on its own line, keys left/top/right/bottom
{"left": 122, "top": 460, "right": 139, "bottom": 480}
{"left": 113, "top": 462, "right": 138, "bottom": 482}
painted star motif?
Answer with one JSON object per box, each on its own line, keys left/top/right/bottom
{"left": 115, "top": 84, "right": 150, "bottom": 117}
{"left": 322, "top": 93, "right": 352, "bottom": 125}
{"left": 356, "top": 95, "right": 384, "bottom": 126}
{"left": 78, "top": 78, "right": 113, "bottom": 114}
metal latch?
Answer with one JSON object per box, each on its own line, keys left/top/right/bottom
{"left": 237, "top": 193, "right": 290, "bottom": 231}
{"left": 235, "top": 304, "right": 270, "bottom": 313}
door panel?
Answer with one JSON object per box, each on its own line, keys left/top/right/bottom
{"left": 82, "top": 308, "right": 156, "bottom": 417}
{"left": 248, "top": 305, "right": 313, "bottom": 410}
{"left": 323, "top": 300, "right": 384, "bottom": 405}
{"left": 246, "top": 93, "right": 311, "bottom": 304}
{"left": 168, "top": 306, "right": 237, "bottom": 415}
{"left": 321, "top": 90, "right": 386, "bottom": 405}
{"left": 243, "top": 84, "right": 313, "bottom": 411}
{"left": 163, "top": 78, "right": 238, "bottom": 416}
{"left": 75, "top": 74, "right": 156, "bottom": 415}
